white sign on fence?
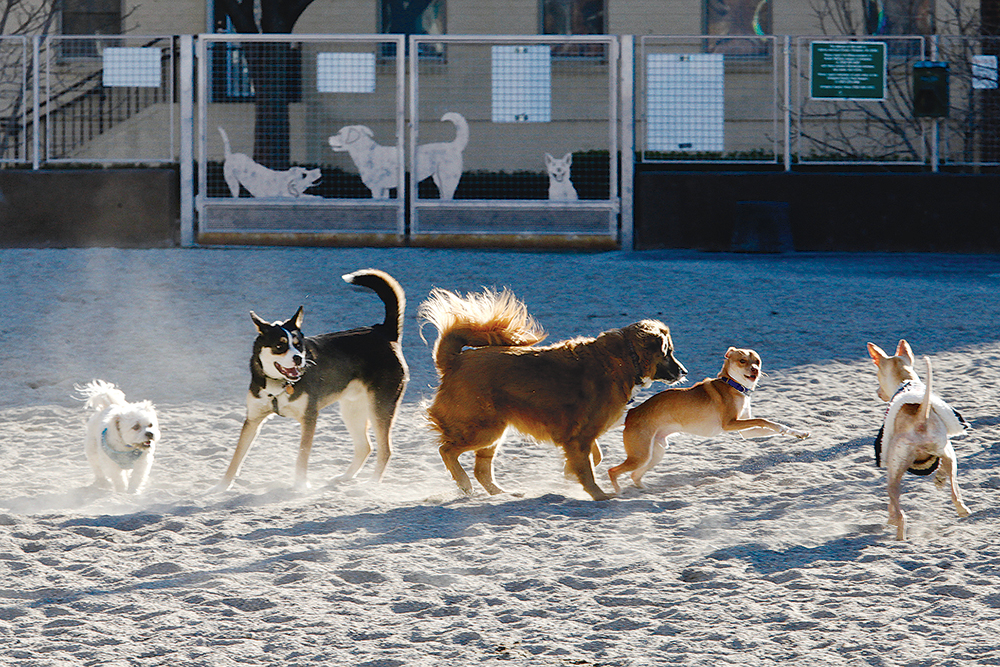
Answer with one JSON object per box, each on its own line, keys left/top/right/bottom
{"left": 646, "top": 53, "right": 724, "bottom": 153}
{"left": 316, "top": 52, "right": 376, "bottom": 93}
{"left": 491, "top": 45, "right": 551, "bottom": 123}
{"left": 103, "top": 47, "right": 162, "bottom": 88}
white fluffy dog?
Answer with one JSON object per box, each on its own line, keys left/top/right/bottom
{"left": 77, "top": 380, "right": 160, "bottom": 494}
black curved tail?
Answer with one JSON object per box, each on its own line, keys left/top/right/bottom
{"left": 343, "top": 269, "right": 405, "bottom": 341}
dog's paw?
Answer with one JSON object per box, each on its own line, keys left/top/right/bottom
{"left": 208, "top": 480, "right": 234, "bottom": 495}
{"left": 788, "top": 429, "right": 810, "bottom": 440}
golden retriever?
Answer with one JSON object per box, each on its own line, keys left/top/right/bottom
{"left": 419, "top": 287, "right": 687, "bottom": 500}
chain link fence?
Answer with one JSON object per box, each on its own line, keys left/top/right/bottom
{"left": 937, "top": 35, "right": 1000, "bottom": 167}
{"left": 0, "top": 36, "right": 30, "bottom": 164}
{"left": 408, "top": 35, "right": 621, "bottom": 242}
{"left": 792, "top": 36, "right": 927, "bottom": 165}
{"left": 637, "top": 36, "right": 784, "bottom": 165}
{"left": 39, "top": 35, "right": 176, "bottom": 163}
{"left": 197, "top": 33, "right": 406, "bottom": 240}
{"left": 2, "top": 32, "right": 998, "bottom": 246}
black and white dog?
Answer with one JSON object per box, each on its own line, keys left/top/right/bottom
{"left": 215, "top": 269, "right": 409, "bottom": 492}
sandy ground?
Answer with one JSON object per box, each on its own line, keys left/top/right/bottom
{"left": 1, "top": 246, "right": 999, "bottom": 666}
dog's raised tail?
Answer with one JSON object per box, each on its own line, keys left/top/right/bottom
{"left": 441, "top": 112, "right": 469, "bottom": 152}
{"left": 418, "top": 287, "right": 546, "bottom": 376}
{"left": 918, "top": 356, "right": 934, "bottom": 424}
{"left": 75, "top": 379, "right": 126, "bottom": 412}
{"left": 217, "top": 126, "right": 232, "bottom": 157}
{"left": 343, "top": 269, "right": 406, "bottom": 342}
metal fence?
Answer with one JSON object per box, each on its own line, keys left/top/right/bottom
{"left": 39, "top": 35, "right": 177, "bottom": 163}
{"left": 409, "top": 34, "right": 622, "bottom": 241}
{"left": 196, "top": 33, "right": 406, "bottom": 241}
{"left": 637, "top": 35, "right": 784, "bottom": 165}
{"left": 2, "top": 32, "right": 998, "bottom": 245}
{"left": 0, "top": 36, "right": 29, "bottom": 164}
{"left": 936, "top": 35, "right": 1000, "bottom": 167}
{"left": 792, "top": 36, "right": 928, "bottom": 165}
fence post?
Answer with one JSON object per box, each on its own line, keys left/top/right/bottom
{"left": 784, "top": 36, "right": 791, "bottom": 172}
{"left": 179, "top": 34, "right": 195, "bottom": 247}
{"left": 32, "top": 36, "right": 40, "bottom": 170}
{"left": 620, "top": 35, "right": 635, "bottom": 251}
{"left": 930, "top": 35, "right": 939, "bottom": 173}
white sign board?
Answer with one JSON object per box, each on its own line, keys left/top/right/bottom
{"left": 492, "top": 45, "right": 551, "bottom": 123}
{"left": 646, "top": 53, "right": 725, "bottom": 152}
{"left": 103, "top": 47, "right": 162, "bottom": 88}
{"left": 317, "top": 52, "right": 376, "bottom": 93}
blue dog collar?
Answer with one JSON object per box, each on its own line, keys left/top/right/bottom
{"left": 724, "top": 377, "right": 753, "bottom": 395}
{"left": 101, "top": 428, "right": 144, "bottom": 470}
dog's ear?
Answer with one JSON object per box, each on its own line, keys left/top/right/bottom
{"left": 545, "top": 153, "right": 554, "bottom": 166}
{"left": 895, "top": 339, "right": 914, "bottom": 363}
{"left": 562, "top": 152, "right": 573, "bottom": 165}
{"left": 284, "top": 307, "right": 304, "bottom": 331}
{"left": 250, "top": 311, "right": 271, "bottom": 335}
{"left": 867, "top": 342, "right": 888, "bottom": 366}
{"left": 724, "top": 346, "right": 738, "bottom": 359}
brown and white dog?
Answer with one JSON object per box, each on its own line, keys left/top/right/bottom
{"left": 419, "top": 287, "right": 687, "bottom": 501}
{"left": 609, "top": 347, "right": 809, "bottom": 493}
{"left": 867, "top": 340, "right": 970, "bottom": 540}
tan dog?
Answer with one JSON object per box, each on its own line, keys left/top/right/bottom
{"left": 867, "top": 340, "right": 970, "bottom": 540}
{"left": 419, "top": 287, "right": 687, "bottom": 501}
{"left": 609, "top": 347, "right": 809, "bottom": 493}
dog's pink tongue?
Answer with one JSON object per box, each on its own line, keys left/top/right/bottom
{"left": 276, "top": 363, "right": 301, "bottom": 380}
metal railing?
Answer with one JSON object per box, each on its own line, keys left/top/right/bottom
{"left": 0, "top": 36, "right": 29, "bottom": 163}
{"left": 34, "top": 35, "right": 177, "bottom": 164}
{"left": 3, "top": 33, "right": 998, "bottom": 170}
{"left": 1, "top": 31, "right": 997, "bottom": 249}
{"left": 408, "top": 34, "right": 622, "bottom": 240}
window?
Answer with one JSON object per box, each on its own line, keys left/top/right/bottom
{"left": 61, "top": 0, "right": 121, "bottom": 58}
{"left": 541, "top": 0, "right": 606, "bottom": 59}
{"left": 380, "top": 0, "right": 446, "bottom": 58}
{"left": 210, "top": 6, "right": 302, "bottom": 103}
{"left": 62, "top": 0, "right": 121, "bottom": 35}
{"left": 705, "top": 0, "right": 772, "bottom": 55}
{"left": 212, "top": 10, "right": 254, "bottom": 100}
{"left": 863, "top": 0, "right": 933, "bottom": 35}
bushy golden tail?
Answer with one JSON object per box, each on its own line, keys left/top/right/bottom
{"left": 418, "top": 287, "right": 546, "bottom": 376}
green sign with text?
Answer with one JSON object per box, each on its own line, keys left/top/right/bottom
{"left": 811, "top": 41, "right": 886, "bottom": 100}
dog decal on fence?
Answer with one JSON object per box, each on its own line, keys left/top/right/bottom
{"left": 218, "top": 127, "right": 321, "bottom": 199}
{"left": 328, "top": 112, "right": 468, "bottom": 200}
